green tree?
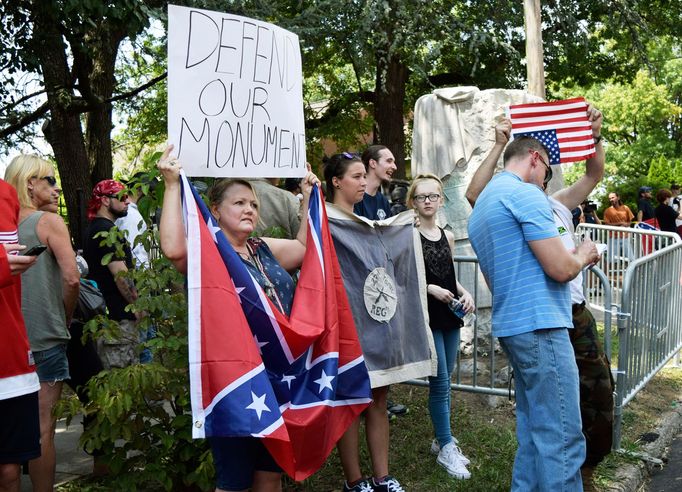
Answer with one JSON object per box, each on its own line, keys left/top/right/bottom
{"left": 0, "top": 0, "right": 165, "bottom": 245}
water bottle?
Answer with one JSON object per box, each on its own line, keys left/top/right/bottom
{"left": 449, "top": 298, "right": 476, "bottom": 325}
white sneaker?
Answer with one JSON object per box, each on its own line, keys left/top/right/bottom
{"left": 436, "top": 441, "right": 471, "bottom": 479}
{"left": 430, "top": 438, "right": 470, "bottom": 465}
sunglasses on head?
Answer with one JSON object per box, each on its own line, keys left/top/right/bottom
{"left": 342, "top": 152, "right": 359, "bottom": 159}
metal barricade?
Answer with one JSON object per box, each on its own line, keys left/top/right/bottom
{"left": 406, "top": 256, "right": 613, "bottom": 400}
{"left": 576, "top": 223, "right": 680, "bottom": 310}
{"left": 612, "top": 242, "right": 682, "bottom": 449}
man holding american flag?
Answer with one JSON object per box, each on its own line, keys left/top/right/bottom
{"left": 466, "top": 100, "right": 601, "bottom": 491}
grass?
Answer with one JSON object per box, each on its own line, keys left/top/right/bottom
{"left": 281, "top": 384, "right": 517, "bottom": 491}
{"left": 56, "top": 344, "right": 682, "bottom": 491}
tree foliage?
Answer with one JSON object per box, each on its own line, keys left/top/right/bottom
{"left": 560, "top": 37, "right": 682, "bottom": 209}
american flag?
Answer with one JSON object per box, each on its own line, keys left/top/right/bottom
{"left": 508, "top": 97, "right": 596, "bottom": 165}
{"left": 181, "top": 173, "right": 371, "bottom": 480}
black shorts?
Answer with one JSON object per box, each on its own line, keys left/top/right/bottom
{"left": 209, "top": 436, "right": 281, "bottom": 490}
{"left": 0, "top": 391, "right": 40, "bottom": 464}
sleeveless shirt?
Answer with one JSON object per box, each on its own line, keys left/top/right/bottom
{"left": 420, "top": 228, "right": 462, "bottom": 331}
{"left": 18, "top": 211, "right": 70, "bottom": 351}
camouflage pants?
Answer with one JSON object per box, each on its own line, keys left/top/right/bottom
{"left": 570, "top": 303, "right": 615, "bottom": 467}
{"left": 97, "top": 319, "right": 139, "bottom": 370}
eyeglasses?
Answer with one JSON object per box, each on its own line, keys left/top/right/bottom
{"left": 530, "top": 150, "right": 553, "bottom": 186}
{"left": 342, "top": 152, "right": 359, "bottom": 159}
{"left": 413, "top": 193, "right": 441, "bottom": 203}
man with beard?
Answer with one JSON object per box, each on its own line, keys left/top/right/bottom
{"left": 603, "top": 191, "right": 634, "bottom": 263}
{"left": 83, "top": 180, "right": 139, "bottom": 369}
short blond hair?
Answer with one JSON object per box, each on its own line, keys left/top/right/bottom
{"left": 406, "top": 173, "right": 444, "bottom": 208}
{"left": 3, "top": 154, "right": 54, "bottom": 208}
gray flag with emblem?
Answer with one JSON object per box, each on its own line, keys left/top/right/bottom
{"left": 327, "top": 205, "right": 436, "bottom": 387}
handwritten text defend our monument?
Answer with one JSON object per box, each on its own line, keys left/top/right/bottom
{"left": 168, "top": 5, "right": 306, "bottom": 177}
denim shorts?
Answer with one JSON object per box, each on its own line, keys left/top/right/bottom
{"left": 34, "top": 343, "right": 70, "bottom": 383}
{"left": 209, "top": 436, "right": 281, "bottom": 490}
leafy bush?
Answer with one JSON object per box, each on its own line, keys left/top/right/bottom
{"left": 57, "top": 160, "right": 214, "bottom": 491}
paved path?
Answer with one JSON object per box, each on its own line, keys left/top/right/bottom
{"left": 646, "top": 431, "right": 682, "bottom": 492}
{"left": 21, "top": 416, "right": 91, "bottom": 491}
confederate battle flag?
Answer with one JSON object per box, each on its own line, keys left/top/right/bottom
{"left": 181, "top": 173, "right": 371, "bottom": 480}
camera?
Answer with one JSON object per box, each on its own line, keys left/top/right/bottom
{"left": 582, "top": 201, "right": 597, "bottom": 213}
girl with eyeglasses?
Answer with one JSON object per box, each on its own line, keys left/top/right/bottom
{"left": 4, "top": 154, "right": 80, "bottom": 491}
{"left": 406, "top": 174, "right": 474, "bottom": 480}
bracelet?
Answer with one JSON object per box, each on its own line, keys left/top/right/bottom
{"left": 593, "top": 134, "right": 603, "bottom": 145}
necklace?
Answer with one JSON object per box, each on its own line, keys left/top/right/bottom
{"left": 420, "top": 228, "right": 441, "bottom": 241}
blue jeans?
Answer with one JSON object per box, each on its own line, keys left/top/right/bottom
{"left": 607, "top": 237, "right": 631, "bottom": 264}
{"left": 500, "top": 329, "right": 585, "bottom": 492}
{"left": 428, "top": 328, "right": 460, "bottom": 447}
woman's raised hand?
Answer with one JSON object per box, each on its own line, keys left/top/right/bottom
{"left": 300, "top": 162, "right": 321, "bottom": 198}
{"left": 157, "top": 145, "right": 182, "bottom": 185}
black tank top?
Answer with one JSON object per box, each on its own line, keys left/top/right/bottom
{"left": 420, "top": 228, "right": 462, "bottom": 331}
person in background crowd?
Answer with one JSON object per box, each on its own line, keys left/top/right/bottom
{"left": 116, "top": 174, "right": 150, "bottom": 269}
{"left": 248, "top": 178, "right": 301, "bottom": 239}
{"left": 4, "top": 155, "right": 80, "bottom": 492}
{"left": 582, "top": 200, "right": 602, "bottom": 225}
{"left": 654, "top": 189, "right": 682, "bottom": 237}
{"left": 325, "top": 152, "right": 405, "bottom": 492}
{"left": 670, "top": 184, "right": 682, "bottom": 236}
{"left": 409, "top": 173, "right": 474, "bottom": 480}
{"left": 636, "top": 186, "right": 655, "bottom": 223}
{"left": 157, "top": 145, "right": 318, "bottom": 492}
{"left": 467, "top": 129, "right": 600, "bottom": 491}
{"left": 0, "top": 177, "right": 40, "bottom": 492}
{"left": 389, "top": 186, "right": 408, "bottom": 216}
{"left": 467, "top": 105, "right": 614, "bottom": 490}
{"left": 84, "top": 180, "right": 139, "bottom": 370}
{"left": 571, "top": 205, "right": 584, "bottom": 228}
{"left": 116, "top": 174, "right": 156, "bottom": 363}
{"left": 603, "top": 191, "right": 634, "bottom": 262}
{"left": 284, "top": 177, "right": 303, "bottom": 202}
{"left": 671, "top": 183, "right": 681, "bottom": 212}
{"left": 354, "top": 146, "right": 396, "bottom": 221}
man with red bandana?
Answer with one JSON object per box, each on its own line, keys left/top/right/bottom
{"left": 83, "top": 180, "right": 139, "bottom": 369}
{"left": 0, "top": 178, "right": 41, "bottom": 490}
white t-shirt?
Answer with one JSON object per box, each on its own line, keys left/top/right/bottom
{"left": 115, "top": 203, "right": 149, "bottom": 269}
{"left": 549, "top": 196, "right": 585, "bottom": 304}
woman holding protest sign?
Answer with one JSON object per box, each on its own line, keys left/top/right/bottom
{"left": 157, "top": 145, "right": 318, "bottom": 492}
{"left": 324, "top": 152, "right": 405, "bottom": 492}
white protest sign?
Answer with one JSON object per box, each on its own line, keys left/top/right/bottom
{"left": 168, "top": 5, "right": 306, "bottom": 177}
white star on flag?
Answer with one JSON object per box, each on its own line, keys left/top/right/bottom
{"left": 245, "top": 391, "right": 270, "bottom": 420}
{"left": 253, "top": 335, "right": 268, "bottom": 353}
{"left": 313, "top": 370, "right": 335, "bottom": 393}
{"left": 281, "top": 375, "right": 296, "bottom": 389}
{"left": 207, "top": 219, "right": 221, "bottom": 243}
{"left": 232, "top": 279, "right": 245, "bottom": 300}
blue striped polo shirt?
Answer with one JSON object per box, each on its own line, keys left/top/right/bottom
{"left": 468, "top": 171, "right": 571, "bottom": 337}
